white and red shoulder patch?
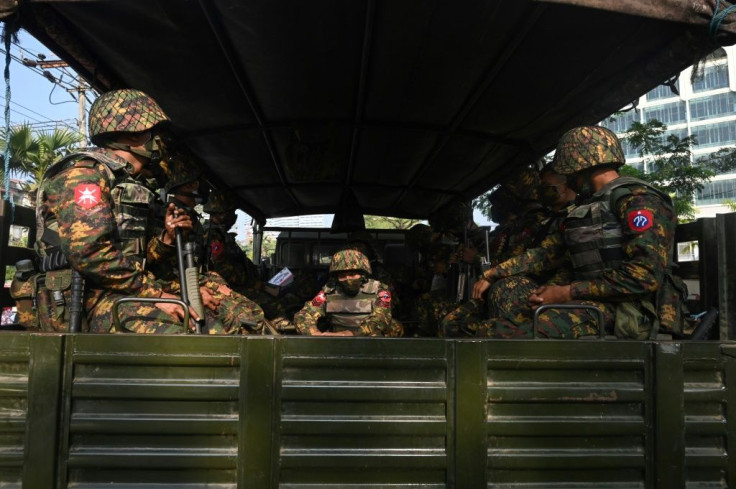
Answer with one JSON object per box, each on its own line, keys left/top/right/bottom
{"left": 627, "top": 209, "right": 654, "bottom": 232}
{"left": 74, "top": 184, "right": 101, "bottom": 209}
{"left": 378, "top": 290, "right": 392, "bottom": 308}
{"left": 311, "top": 291, "right": 326, "bottom": 307}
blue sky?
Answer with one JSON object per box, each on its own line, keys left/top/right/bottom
{"left": 4, "top": 30, "right": 85, "bottom": 132}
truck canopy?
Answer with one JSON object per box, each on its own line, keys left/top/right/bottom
{"left": 4, "top": 0, "right": 736, "bottom": 222}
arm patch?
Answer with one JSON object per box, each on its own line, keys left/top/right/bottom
{"left": 627, "top": 209, "right": 654, "bottom": 232}
{"left": 311, "top": 291, "right": 326, "bottom": 307}
{"left": 377, "top": 290, "right": 391, "bottom": 308}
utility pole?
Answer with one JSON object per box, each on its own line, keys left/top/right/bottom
{"left": 34, "top": 58, "right": 89, "bottom": 139}
{"left": 76, "top": 76, "right": 87, "bottom": 141}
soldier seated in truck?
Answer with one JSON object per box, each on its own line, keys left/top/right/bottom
{"left": 294, "top": 249, "right": 400, "bottom": 337}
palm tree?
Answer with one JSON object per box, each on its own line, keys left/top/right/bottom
{"left": 30, "top": 127, "right": 84, "bottom": 185}
{"left": 0, "top": 124, "right": 84, "bottom": 197}
{"left": 0, "top": 123, "right": 38, "bottom": 182}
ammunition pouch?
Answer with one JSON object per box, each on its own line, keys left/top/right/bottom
{"left": 614, "top": 301, "right": 654, "bottom": 340}
{"left": 9, "top": 273, "right": 40, "bottom": 329}
{"left": 35, "top": 269, "right": 87, "bottom": 332}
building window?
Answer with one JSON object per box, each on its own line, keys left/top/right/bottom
{"left": 689, "top": 92, "right": 736, "bottom": 121}
{"left": 620, "top": 138, "right": 640, "bottom": 159}
{"left": 691, "top": 121, "right": 736, "bottom": 148}
{"left": 692, "top": 64, "right": 729, "bottom": 93}
{"left": 600, "top": 110, "right": 637, "bottom": 133}
{"left": 643, "top": 101, "right": 687, "bottom": 125}
{"left": 696, "top": 178, "right": 736, "bottom": 205}
{"left": 647, "top": 81, "right": 679, "bottom": 101}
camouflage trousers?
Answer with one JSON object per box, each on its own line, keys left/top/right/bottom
{"left": 235, "top": 285, "right": 291, "bottom": 331}
{"left": 164, "top": 272, "right": 265, "bottom": 335}
{"left": 386, "top": 319, "right": 405, "bottom": 338}
{"left": 88, "top": 292, "right": 189, "bottom": 334}
{"left": 441, "top": 299, "right": 485, "bottom": 337}
{"left": 411, "top": 291, "right": 457, "bottom": 337}
{"left": 476, "top": 276, "right": 615, "bottom": 339}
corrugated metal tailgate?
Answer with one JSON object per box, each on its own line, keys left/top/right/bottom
{"left": 0, "top": 334, "right": 31, "bottom": 488}
{"left": 276, "top": 338, "right": 452, "bottom": 488}
{"left": 677, "top": 343, "right": 736, "bottom": 489}
{"left": 482, "top": 341, "right": 653, "bottom": 489}
{"left": 58, "top": 335, "right": 245, "bottom": 489}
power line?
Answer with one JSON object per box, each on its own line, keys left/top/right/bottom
{"left": 0, "top": 93, "right": 60, "bottom": 124}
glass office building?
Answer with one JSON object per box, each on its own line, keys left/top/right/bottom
{"left": 600, "top": 46, "right": 736, "bottom": 216}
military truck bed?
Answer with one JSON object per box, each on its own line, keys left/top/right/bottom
{"left": 1, "top": 334, "right": 734, "bottom": 488}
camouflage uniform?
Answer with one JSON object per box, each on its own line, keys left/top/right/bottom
{"left": 344, "top": 232, "right": 402, "bottom": 321}
{"left": 294, "top": 249, "right": 400, "bottom": 337}
{"left": 34, "top": 89, "right": 186, "bottom": 333}
{"left": 204, "top": 190, "right": 290, "bottom": 329}
{"left": 152, "top": 156, "right": 265, "bottom": 334}
{"left": 412, "top": 240, "right": 457, "bottom": 337}
{"left": 389, "top": 224, "right": 435, "bottom": 336}
{"left": 442, "top": 167, "right": 551, "bottom": 337}
{"left": 476, "top": 126, "right": 677, "bottom": 339}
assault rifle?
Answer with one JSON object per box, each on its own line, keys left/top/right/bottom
{"left": 168, "top": 195, "right": 206, "bottom": 334}
{"left": 456, "top": 224, "right": 469, "bottom": 303}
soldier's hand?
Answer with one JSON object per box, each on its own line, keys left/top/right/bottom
{"left": 472, "top": 276, "right": 492, "bottom": 300}
{"left": 162, "top": 203, "right": 194, "bottom": 245}
{"left": 200, "top": 287, "right": 220, "bottom": 311}
{"left": 528, "top": 285, "right": 572, "bottom": 310}
{"left": 156, "top": 292, "right": 202, "bottom": 327}
{"left": 213, "top": 283, "right": 235, "bottom": 298}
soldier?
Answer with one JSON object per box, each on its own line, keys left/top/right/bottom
{"left": 204, "top": 189, "right": 291, "bottom": 330}
{"left": 441, "top": 166, "right": 548, "bottom": 337}
{"left": 34, "top": 89, "right": 194, "bottom": 333}
{"left": 204, "top": 190, "right": 260, "bottom": 289}
{"left": 153, "top": 156, "right": 266, "bottom": 334}
{"left": 294, "top": 249, "right": 396, "bottom": 337}
{"left": 501, "top": 166, "right": 549, "bottom": 259}
{"left": 472, "top": 126, "right": 677, "bottom": 339}
{"left": 420, "top": 200, "right": 481, "bottom": 333}
{"left": 485, "top": 186, "right": 520, "bottom": 266}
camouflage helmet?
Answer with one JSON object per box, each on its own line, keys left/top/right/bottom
{"left": 203, "top": 190, "right": 237, "bottom": 213}
{"left": 329, "top": 249, "right": 372, "bottom": 276}
{"left": 552, "top": 126, "right": 625, "bottom": 175}
{"left": 503, "top": 166, "right": 540, "bottom": 201}
{"left": 88, "top": 89, "right": 169, "bottom": 145}
{"left": 164, "top": 154, "right": 201, "bottom": 194}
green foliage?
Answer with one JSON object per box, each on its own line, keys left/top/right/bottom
{"left": 364, "top": 215, "right": 424, "bottom": 229}
{"left": 623, "top": 120, "right": 723, "bottom": 221}
{"left": 261, "top": 234, "right": 277, "bottom": 260}
{"left": 472, "top": 192, "right": 495, "bottom": 221}
{"left": 0, "top": 124, "right": 83, "bottom": 197}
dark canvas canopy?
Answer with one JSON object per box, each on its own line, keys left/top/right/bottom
{"left": 3, "top": 0, "right": 735, "bottom": 222}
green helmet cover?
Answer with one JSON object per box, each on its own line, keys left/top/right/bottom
{"left": 552, "top": 126, "right": 625, "bottom": 175}
{"left": 329, "top": 249, "right": 372, "bottom": 275}
{"left": 89, "top": 89, "right": 169, "bottom": 145}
